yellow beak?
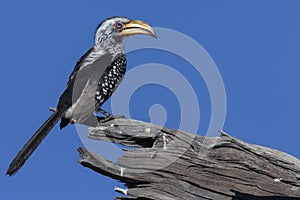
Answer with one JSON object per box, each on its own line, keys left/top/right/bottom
{"left": 120, "top": 20, "right": 157, "bottom": 38}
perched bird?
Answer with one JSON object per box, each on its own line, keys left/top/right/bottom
{"left": 6, "top": 16, "right": 156, "bottom": 176}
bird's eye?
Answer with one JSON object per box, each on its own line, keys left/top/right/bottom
{"left": 115, "top": 22, "right": 123, "bottom": 29}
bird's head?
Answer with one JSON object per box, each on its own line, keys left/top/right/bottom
{"left": 95, "top": 16, "right": 156, "bottom": 46}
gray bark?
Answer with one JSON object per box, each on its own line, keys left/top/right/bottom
{"left": 78, "top": 118, "right": 300, "bottom": 200}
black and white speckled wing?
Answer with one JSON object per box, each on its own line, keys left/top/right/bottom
{"left": 62, "top": 54, "right": 126, "bottom": 125}
{"left": 95, "top": 54, "right": 127, "bottom": 106}
{"left": 57, "top": 47, "right": 97, "bottom": 112}
{"left": 57, "top": 49, "right": 115, "bottom": 127}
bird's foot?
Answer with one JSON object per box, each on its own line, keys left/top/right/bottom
{"left": 98, "top": 115, "right": 125, "bottom": 124}
{"left": 97, "top": 108, "right": 125, "bottom": 123}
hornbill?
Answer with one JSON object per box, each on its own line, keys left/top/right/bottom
{"left": 6, "top": 16, "right": 156, "bottom": 176}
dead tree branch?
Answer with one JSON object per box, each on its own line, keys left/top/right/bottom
{"left": 78, "top": 118, "right": 300, "bottom": 200}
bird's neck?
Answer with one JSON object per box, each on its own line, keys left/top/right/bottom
{"left": 95, "top": 35, "right": 125, "bottom": 58}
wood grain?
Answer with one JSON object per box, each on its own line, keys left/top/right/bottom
{"left": 78, "top": 118, "right": 300, "bottom": 200}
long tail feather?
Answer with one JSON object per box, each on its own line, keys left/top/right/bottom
{"left": 6, "top": 111, "right": 62, "bottom": 176}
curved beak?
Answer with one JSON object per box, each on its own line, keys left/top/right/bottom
{"left": 120, "top": 20, "right": 157, "bottom": 38}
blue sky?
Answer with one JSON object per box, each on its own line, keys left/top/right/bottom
{"left": 1, "top": 1, "right": 299, "bottom": 199}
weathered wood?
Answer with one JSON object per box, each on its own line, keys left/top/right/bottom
{"left": 78, "top": 118, "right": 300, "bottom": 199}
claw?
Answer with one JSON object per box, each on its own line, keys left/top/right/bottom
{"left": 98, "top": 115, "right": 125, "bottom": 124}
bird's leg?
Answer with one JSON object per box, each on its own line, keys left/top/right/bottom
{"left": 98, "top": 108, "right": 113, "bottom": 118}
{"left": 97, "top": 108, "right": 125, "bottom": 123}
